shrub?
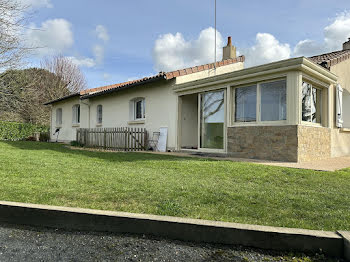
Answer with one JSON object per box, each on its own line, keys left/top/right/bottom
{"left": 70, "top": 140, "right": 83, "bottom": 147}
{"left": 39, "top": 132, "right": 50, "bottom": 142}
{"left": 25, "top": 136, "right": 37, "bottom": 141}
{"left": 0, "top": 121, "right": 49, "bottom": 141}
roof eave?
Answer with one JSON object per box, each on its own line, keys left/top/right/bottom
{"left": 43, "top": 93, "right": 80, "bottom": 105}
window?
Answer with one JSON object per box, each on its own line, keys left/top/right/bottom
{"left": 97, "top": 105, "right": 103, "bottom": 124}
{"left": 72, "top": 104, "right": 80, "bottom": 124}
{"left": 235, "top": 85, "right": 256, "bottom": 122}
{"left": 234, "top": 79, "right": 287, "bottom": 123}
{"left": 260, "top": 80, "right": 286, "bottom": 121}
{"left": 56, "top": 108, "right": 62, "bottom": 126}
{"left": 134, "top": 98, "right": 145, "bottom": 120}
{"left": 302, "top": 82, "right": 322, "bottom": 123}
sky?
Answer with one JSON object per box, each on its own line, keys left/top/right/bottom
{"left": 20, "top": 0, "right": 350, "bottom": 89}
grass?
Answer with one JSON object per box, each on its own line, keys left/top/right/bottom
{"left": 0, "top": 141, "right": 349, "bottom": 231}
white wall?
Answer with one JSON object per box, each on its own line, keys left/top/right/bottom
{"left": 50, "top": 97, "right": 82, "bottom": 142}
{"left": 85, "top": 80, "right": 178, "bottom": 150}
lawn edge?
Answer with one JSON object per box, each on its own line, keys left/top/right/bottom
{"left": 0, "top": 201, "right": 346, "bottom": 258}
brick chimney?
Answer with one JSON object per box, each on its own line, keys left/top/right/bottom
{"left": 343, "top": 38, "right": 350, "bottom": 50}
{"left": 222, "top": 36, "right": 237, "bottom": 60}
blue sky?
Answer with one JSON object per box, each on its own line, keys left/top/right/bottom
{"left": 22, "top": 0, "right": 350, "bottom": 89}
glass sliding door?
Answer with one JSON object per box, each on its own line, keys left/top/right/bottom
{"left": 200, "top": 90, "right": 225, "bottom": 149}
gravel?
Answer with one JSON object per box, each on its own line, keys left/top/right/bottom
{"left": 0, "top": 223, "right": 343, "bottom": 262}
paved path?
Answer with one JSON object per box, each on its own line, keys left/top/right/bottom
{"left": 0, "top": 223, "right": 343, "bottom": 261}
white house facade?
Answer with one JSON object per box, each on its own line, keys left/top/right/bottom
{"left": 45, "top": 37, "right": 350, "bottom": 162}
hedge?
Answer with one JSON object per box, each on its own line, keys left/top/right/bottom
{"left": 0, "top": 121, "right": 49, "bottom": 141}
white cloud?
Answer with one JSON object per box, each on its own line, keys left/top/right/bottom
{"left": 67, "top": 56, "right": 96, "bottom": 68}
{"left": 294, "top": 12, "right": 350, "bottom": 57}
{"left": 152, "top": 27, "right": 223, "bottom": 72}
{"left": 93, "top": 44, "right": 104, "bottom": 64}
{"left": 293, "top": 39, "right": 325, "bottom": 57}
{"left": 19, "top": 0, "right": 53, "bottom": 8}
{"left": 242, "top": 33, "right": 291, "bottom": 67}
{"left": 26, "top": 19, "right": 74, "bottom": 56}
{"left": 95, "top": 25, "right": 109, "bottom": 42}
{"left": 324, "top": 12, "right": 350, "bottom": 50}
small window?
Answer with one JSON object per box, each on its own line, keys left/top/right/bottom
{"left": 260, "top": 80, "right": 286, "bottom": 121}
{"left": 235, "top": 85, "right": 257, "bottom": 122}
{"left": 302, "top": 82, "right": 322, "bottom": 123}
{"left": 72, "top": 104, "right": 80, "bottom": 124}
{"left": 97, "top": 105, "right": 103, "bottom": 124}
{"left": 56, "top": 108, "right": 62, "bottom": 126}
{"left": 134, "top": 98, "right": 145, "bottom": 120}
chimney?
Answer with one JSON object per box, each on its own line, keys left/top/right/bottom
{"left": 222, "top": 36, "right": 237, "bottom": 60}
{"left": 343, "top": 38, "right": 350, "bottom": 50}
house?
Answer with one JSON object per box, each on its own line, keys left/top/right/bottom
{"left": 45, "top": 37, "right": 350, "bottom": 162}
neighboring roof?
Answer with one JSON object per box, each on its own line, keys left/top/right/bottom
{"left": 308, "top": 49, "right": 350, "bottom": 69}
{"left": 43, "top": 92, "right": 80, "bottom": 105}
{"left": 44, "top": 56, "right": 245, "bottom": 104}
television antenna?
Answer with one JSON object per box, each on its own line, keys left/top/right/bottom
{"left": 214, "top": 0, "right": 217, "bottom": 69}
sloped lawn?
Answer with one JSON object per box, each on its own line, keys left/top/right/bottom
{"left": 0, "top": 141, "right": 349, "bottom": 231}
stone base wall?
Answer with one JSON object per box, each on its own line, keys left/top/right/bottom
{"left": 298, "top": 125, "right": 331, "bottom": 162}
{"left": 227, "top": 125, "right": 331, "bottom": 162}
{"left": 227, "top": 126, "right": 298, "bottom": 162}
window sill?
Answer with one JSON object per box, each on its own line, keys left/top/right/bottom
{"left": 96, "top": 123, "right": 102, "bottom": 127}
{"left": 340, "top": 127, "right": 350, "bottom": 132}
{"left": 300, "top": 121, "right": 323, "bottom": 128}
{"left": 229, "top": 120, "right": 287, "bottom": 127}
{"left": 72, "top": 124, "right": 80, "bottom": 127}
{"left": 128, "top": 120, "right": 145, "bottom": 125}
{"left": 55, "top": 125, "right": 62, "bottom": 128}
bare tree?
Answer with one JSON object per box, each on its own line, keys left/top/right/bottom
{"left": 0, "top": 0, "right": 29, "bottom": 69}
{"left": 40, "top": 55, "right": 87, "bottom": 99}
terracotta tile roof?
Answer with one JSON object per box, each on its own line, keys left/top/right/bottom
{"left": 80, "top": 72, "right": 167, "bottom": 96}
{"left": 45, "top": 56, "right": 245, "bottom": 103}
{"left": 81, "top": 56, "right": 245, "bottom": 98}
{"left": 308, "top": 49, "right": 350, "bottom": 69}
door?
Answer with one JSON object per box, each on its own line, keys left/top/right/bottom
{"left": 199, "top": 90, "right": 225, "bottom": 150}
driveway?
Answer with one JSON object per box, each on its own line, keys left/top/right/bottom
{"left": 0, "top": 223, "right": 343, "bottom": 261}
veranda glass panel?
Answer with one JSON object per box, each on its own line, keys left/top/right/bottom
{"left": 302, "top": 82, "right": 321, "bottom": 123}
{"left": 200, "top": 90, "right": 225, "bottom": 149}
{"left": 235, "top": 85, "right": 256, "bottom": 122}
{"left": 261, "top": 80, "right": 286, "bottom": 121}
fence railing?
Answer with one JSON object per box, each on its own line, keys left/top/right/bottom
{"left": 76, "top": 127, "right": 148, "bottom": 151}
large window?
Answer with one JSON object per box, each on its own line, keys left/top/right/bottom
{"left": 97, "top": 105, "right": 103, "bottom": 124}
{"left": 302, "top": 82, "right": 322, "bottom": 123}
{"left": 235, "top": 85, "right": 256, "bottom": 122}
{"left": 234, "top": 79, "right": 286, "bottom": 123}
{"left": 56, "top": 108, "right": 62, "bottom": 126}
{"left": 260, "top": 80, "right": 286, "bottom": 121}
{"left": 134, "top": 98, "right": 145, "bottom": 120}
{"left": 72, "top": 104, "right": 80, "bottom": 124}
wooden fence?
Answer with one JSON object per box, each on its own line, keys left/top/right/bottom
{"left": 76, "top": 127, "right": 148, "bottom": 151}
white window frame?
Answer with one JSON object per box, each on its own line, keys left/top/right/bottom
{"left": 133, "top": 98, "right": 145, "bottom": 120}
{"left": 96, "top": 105, "right": 103, "bottom": 125}
{"left": 56, "top": 108, "right": 62, "bottom": 127}
{"left": 72, "top": 104, "right": 80, "bottom": 125}
{"left": 301, "top": 81, "right": 323, "bottom": 126}
{"left": 231, "top": 78, "right": 287, "bottom": 126}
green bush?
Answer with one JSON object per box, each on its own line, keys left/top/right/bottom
{"left": 70, "top": 140, "right": 83, "bottom": 147}
{"left": 0, "top": 121, "right": 49, "bottom": 141}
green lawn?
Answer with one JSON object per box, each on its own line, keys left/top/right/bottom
{"left": 0, "top": 141, "right": 349, "bottom": 231}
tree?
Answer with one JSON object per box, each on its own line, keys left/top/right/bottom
{"left": 41, "top": 55, "right": 87, "bottom": 98}
{"left": 0, "top": 0, "right": 29, "bottom": 69}
{"left": 0, "top": 56, "right": 87, "bottom": 125}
